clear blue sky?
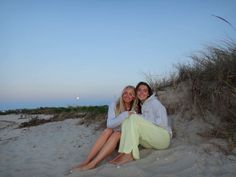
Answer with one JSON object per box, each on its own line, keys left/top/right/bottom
{"left": 1, "top": 0, "right": 236, "bottom": 110}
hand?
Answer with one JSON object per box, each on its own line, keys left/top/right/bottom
{"left": 128, "top": 111, "right": 136, "bottom": 116}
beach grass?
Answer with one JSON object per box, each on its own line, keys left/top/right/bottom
{"left": 147, "top": 41, "right": 236, "bottom": 143}
{"left": 0, "top": 106, "right": 108, "bottom": 128}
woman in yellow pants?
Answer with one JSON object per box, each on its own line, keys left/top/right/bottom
{"left": 110, "top": 82, "right": 172, "bottom": 164}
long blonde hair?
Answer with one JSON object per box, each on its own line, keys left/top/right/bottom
{"left": 115, "top": 85, "right": 137, "bottom": 116}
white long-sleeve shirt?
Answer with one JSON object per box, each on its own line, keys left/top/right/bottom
{"left": 141, "top": 94, "right": 172, "bottom": 137}
{"left": 106, "top": 101, "right": 129, "bottom": 130}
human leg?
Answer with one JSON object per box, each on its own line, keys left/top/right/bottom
{"left": 109, "top": 115, "right": 140, "bottom": 164}
{"left": 118, "top": 115, "right": 142, "bottom": 159}
{"left": 109, "top": 153, "right": 134, "bottom": 165}
{"left": 111, "top": 115, "right": 170, "bottom": 164}
{"left": 72, "top": 128, "right": 113, "bottom": 169}
{"left": 76, "top": 131, "right": 121, "bottom": 171}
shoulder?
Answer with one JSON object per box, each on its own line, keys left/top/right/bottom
{"left": 147, "top": 95, "right": 165, "bottom": 108}
{"left": 109, "top": 100, "right": 117, "bottom": 109}
{"left": 146, "top": 94, "right": 159, "bottom": 104}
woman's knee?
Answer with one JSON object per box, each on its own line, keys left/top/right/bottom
{"left": 125, "top": 115, "right": 140, "bottom": 125}
{"left": 102, "top": 128, "right": 113, "bottom": 136}
{"left": 129, "top": 114, "right": 142, "bottom": 120}
{"left": 111, "top": 131, "right": 121, "bottom": 138}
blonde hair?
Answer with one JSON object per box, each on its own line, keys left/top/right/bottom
{"left": 115, "top": 85, "right": 137, "bottom": 116}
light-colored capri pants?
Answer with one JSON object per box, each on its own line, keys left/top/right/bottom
{"left": 118, "top": 114, "right": 170, "bottom": 160}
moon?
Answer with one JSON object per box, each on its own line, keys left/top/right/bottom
{"left": 76, "top": 96, "right": 80, "bottom": 100}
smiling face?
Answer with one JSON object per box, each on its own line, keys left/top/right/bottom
{"left": 122, "top": 88, "right": 135, "bottom": 104}
{"left": 137, "top": 84, "right": 149, "bottom": 102}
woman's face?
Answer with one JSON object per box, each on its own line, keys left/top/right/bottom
{"left": 137, "top": 85, "right": 149, "bottom": 102}
{"left": 122, "top": 88, "right": 135, "bottom": 104}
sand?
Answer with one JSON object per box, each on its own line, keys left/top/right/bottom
{"left": 1, "top": 113, "right": 236, "bottom": 177}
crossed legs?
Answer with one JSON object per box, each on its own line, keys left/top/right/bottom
{"left": 71, "top": 128, "right": 121, "bottom": 171}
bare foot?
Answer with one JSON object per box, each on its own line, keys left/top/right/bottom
{"left": 70, "top": 160, "right": 90, "bottom": 173}
{"left": 110, "top": 153, "right": 134, "bottom": 165}
{"left": 71, "top": 159, "right": 90, "bottom": 169}
{"left": 71, "top": 162, "right": 96, "bottom": 172}
{"left": 109, "top": 153, "right": 124, "bottom": 164}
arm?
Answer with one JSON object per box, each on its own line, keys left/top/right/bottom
{"left": 153, "top": 99, "right": 170, "bottom": 128}
{"left": 106, "top": 102, "right": 129, "bottom": 129}
{"left": 155, "top": 100, "right": 173, "bottom": 137}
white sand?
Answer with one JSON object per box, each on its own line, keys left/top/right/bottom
{"left": 0, "top": 114, "right": 100, "bottom": 177}
{"left": 1, "top": 113, "right": 236, "bottom": 177}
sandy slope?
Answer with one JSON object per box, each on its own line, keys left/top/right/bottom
{"left": 0, "top": 115, "right": 99, "bottom": 177}
{"left": 0, "top": 113, "right": 236, "bottom": 177}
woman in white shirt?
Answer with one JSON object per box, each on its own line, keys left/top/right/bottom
{"left": 71, "top": 85, "right": 136, "bottom": 171}
{"left": 110, "top": 82, "right": 172, "bottom": 165}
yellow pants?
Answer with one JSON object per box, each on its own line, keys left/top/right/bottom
{"left": 118, "top": 114, "right": 170, "bottom": 159}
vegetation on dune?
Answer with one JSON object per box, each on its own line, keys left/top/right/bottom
{"left": 0, "top": 106, "right": 108, "bottom": 128}
{"left": 0, "top": 105, "right": 108, "bottom": 115}
{"left": 177, "top": 42, "right": 235, "bottom": 122}
{"left": 148, "top": 41, "right": 236, "bottom": 143}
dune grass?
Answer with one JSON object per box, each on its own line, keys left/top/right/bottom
{"left": 176, "top": 42, "right": 236, "bottom": 125}
{"left": 1, "top": 105, "right": 108, "bottom": 115}
{"left": 147, "top": 41, "right": 236, "bottom": 142}
{"left": 2, "top": 106, "right": 109, "bottom": 128}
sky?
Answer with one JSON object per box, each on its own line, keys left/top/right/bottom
{"left": 0, "top": 0, "right": 236, "bottom": 110}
